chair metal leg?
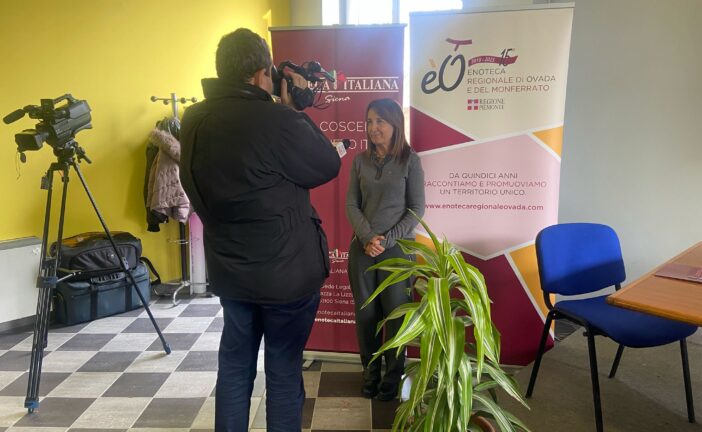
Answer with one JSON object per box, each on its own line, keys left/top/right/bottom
{"left": 586, "top": 329, "right": 604, "bottom": 432}
{"left": 680, "top": 339, "right": 695, "bottom": 423}
{"left": 526, "top": 311, "right": 554, "bottom": 398}
{"left": 608, "top": 344, "right": 625, "bottom": 378}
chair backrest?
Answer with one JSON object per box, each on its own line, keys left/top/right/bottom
{"left": 536, "top": 223, "right": 626, "bottom": 296}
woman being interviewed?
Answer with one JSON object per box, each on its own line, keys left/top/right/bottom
{"left": 345, "top": 98, "right": 425, "bottom": 401}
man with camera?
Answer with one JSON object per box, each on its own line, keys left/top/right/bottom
{"left": 179, "top": 28, "right": 340, "bottom": 431}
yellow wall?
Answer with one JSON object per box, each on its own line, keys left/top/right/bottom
{"left": 0, "top": 0, "right": 290, "bottom": 281}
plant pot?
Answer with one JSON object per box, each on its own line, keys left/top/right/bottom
{"left": 473, "top": 415, "right": 496, "bottom": 432}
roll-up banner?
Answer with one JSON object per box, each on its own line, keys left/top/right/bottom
{"left": 271, "top": 25, "right": 405, "bottom": 354}
{"left": 410, "top": 6, "right": 574, "bottom": 365}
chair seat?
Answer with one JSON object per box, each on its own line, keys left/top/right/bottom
{"left": 556, "top": 295, "right": 696, "bottom": 348}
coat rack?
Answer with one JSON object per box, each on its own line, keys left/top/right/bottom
{"left": 150, "top": 92, "right": 199, "bottom": 305}
{"left": 150, "top": 93, "right": 198, "bottom": 117}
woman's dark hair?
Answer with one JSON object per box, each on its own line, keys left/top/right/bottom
{"left": 365, "top": 98, "right": 411, "bottom": 165}
{"left": 216, "top": 28, "right": 272, "bottom": 83}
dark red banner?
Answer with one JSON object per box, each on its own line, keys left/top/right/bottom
{"left": 271, "top": 25, "right": 405, "bottom": 353}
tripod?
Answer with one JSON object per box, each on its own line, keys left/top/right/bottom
{"left": 24, "top": 140, "right": 171, "bottom": 413}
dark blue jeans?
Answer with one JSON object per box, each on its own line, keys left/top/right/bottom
{"left": 215, "top": 292, "right": 320, "bottom": 432}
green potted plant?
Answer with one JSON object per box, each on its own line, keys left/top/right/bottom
{"left": 363, "top": 213, "right": 530, "bottom": 432}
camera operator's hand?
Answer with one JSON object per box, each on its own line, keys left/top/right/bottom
{"left": 281, "top": 71, "right": 309, "bottom": 110}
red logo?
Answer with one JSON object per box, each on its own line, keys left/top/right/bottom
{"left": 467, "top": 99, "right": 480, "bottom": 111}
{"left": 446, "top": 38, "right": 473, "bottom": 51}
{"left": 421, "top": 40, "right": 518, "bottom": 95}
{"left": 469, "top": 49, "right": 518, "bottom": 67}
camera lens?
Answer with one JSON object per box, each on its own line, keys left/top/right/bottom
{"left": 15, "top": 130, "right": 47, "bottom": 152}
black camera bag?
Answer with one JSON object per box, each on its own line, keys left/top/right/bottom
{"left": 51, "top": 232, "right": 142, "bottom": 278}
{"left": 54, "top": 261, "right": 151, "bottom": 325}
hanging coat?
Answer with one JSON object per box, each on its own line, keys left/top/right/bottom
{"left": 147, "top": 128, "right": 191, "bottom": 223}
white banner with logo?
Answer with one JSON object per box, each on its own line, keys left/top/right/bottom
{"left": 410, "top": 6, "right": 573, "bottom": 365}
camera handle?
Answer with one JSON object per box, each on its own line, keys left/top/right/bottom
{"left": 273, "top": 60, "right": 336, "bottom": 110}
{"left": 278, "top": 60, "right": 335, "bottom": 84}
{"left": 277, "top": 61, "right": 308, "bottom": 80}
{"left": 24, "top": 144, "right": 171, "bottom": 413}
{"left": 274, "top": 62, "right": 317, "bottom": 110}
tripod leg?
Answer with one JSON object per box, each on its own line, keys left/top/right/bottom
{"left": 25, "top": 287, "right": 53, "bottom": 413}
{"left": 25, "top": 164, "right": 66, "bottom": 412}
{"left": 70, "top": 161, "right": 171, "bottom": 355}
{"left": 43, "top": 165, "right": 70, "bottom": 348}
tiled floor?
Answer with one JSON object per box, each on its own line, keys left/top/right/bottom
{"left": 0, "top": 296, "right": 398, "bottom": 431}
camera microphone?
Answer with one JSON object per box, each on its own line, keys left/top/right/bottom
{"left": 3, "top": 109, "right": 25, "bottom": 125}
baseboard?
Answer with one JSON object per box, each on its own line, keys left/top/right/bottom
{"left": 0, "top": 315, "right": 35, "bottom": 334}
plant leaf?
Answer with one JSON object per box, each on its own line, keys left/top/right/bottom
{"left": 376, "top": 302, "right": 421, "bottom": 335}
{"left": 473, "top": 392, "right": 516, "bottom": 432}
{"left": 416, "top": 322, "right": 442, "bottom": 411}
{"left": 397, "top": 238, "right": 440, "bottom": 269}
{"left": 425, "top": 384, "right": 446, "bottom": 432}
{"left": 414, "top": 277, "right": 428, "bottom": 296}
{"left": 366, "top": 257, "right": 418, "bottom": 269}
{"left": 393, "top": 400, "right": 415, "bottom": 432}
{"left": 483, "top": 361, "right": 529, "bottom": 408}
{"left": 362, "top": 267, "right": 415, "bottom": 309}
{"left": 505, "top": 410, "right": 532, "bottom": 431}
{"left": 445, "top": 317, "right": 465, "bottom": 416}
{"left": 426, "top": 278, "right": 451, "bottom": 354}
{"left": 408, "top": 208, "right": 442, "bottom": 252}
{"left": 458, "top": 352, "right": 473, "bottom": 428}
{"left": 454, "top": 285, "right": 488, "bottom": 379}
{"left": 370, "top": 301, "right": 428, "bottom": 365}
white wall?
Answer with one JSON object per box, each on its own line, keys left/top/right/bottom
{"left": 560, "top": 0, "right": 702, "bottom": 281}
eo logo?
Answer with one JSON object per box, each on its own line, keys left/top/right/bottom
{"left": 421, "top": 38, "right": 518, "bottom": 95}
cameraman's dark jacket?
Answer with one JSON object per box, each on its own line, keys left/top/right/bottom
{"left": 179, "top": 79, "right": 340, "bottom": 304}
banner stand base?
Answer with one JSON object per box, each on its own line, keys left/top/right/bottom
{"left": 301, "top": 352, "right": 416, "bottom": 401}
{"left": 303, "top": 350, "right": 360, "bottom": 367}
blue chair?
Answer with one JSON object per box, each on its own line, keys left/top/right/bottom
{"left": 526, "top": 223, "right": 696, "bottom": 432}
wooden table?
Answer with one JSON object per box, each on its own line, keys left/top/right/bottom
{"left": 608, "top": 242, "right": 702, "bottom": 326}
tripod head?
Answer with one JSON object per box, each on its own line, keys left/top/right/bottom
{"left": 53, "top": 139, "right": 92, "bottom": 165}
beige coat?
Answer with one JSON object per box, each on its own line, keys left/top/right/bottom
{"left": 147, "top": 128, "right": 190, "bottom": 223}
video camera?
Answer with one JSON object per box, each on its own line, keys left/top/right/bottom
{"left": 3, "top": 94, "right": 92, "bottom": 154}
{"left": 272, "top": 60, "right": 335, "bottom": 110}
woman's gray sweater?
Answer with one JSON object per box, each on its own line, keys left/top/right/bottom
{"left": 345, "top": 151, "right": 425, "bottom": 248}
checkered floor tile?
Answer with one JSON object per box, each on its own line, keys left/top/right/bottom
{"left": 0, "top": 296, "right": 398, "bottom": 431}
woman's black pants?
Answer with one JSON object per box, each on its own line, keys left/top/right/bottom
{"left": 348, "top": 238, "right": 411, "bottom": 385}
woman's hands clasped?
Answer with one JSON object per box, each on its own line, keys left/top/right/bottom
{"left": 364, "top": 235, "right": 385, "bottom": 257}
